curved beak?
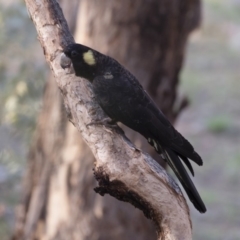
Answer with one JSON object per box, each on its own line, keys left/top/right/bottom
{"left": 60, "top": 53, "right": 72, "bottom": 69}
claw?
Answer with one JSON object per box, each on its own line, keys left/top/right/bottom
{"left": 86, "top": 117, "right": 116, "bottom": 127}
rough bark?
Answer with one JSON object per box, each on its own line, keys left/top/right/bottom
{"left": 12, "top": 0, "right": 201, "bottom": 240}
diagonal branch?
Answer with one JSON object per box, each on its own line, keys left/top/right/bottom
{"left": 24, "top": 0, "right": 192, "bottom": 239}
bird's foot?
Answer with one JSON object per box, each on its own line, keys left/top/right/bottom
{"left": 87, "top": 117, "right": 124, "bottom": 134}
{"left": 86, "top": 117, "right": 124, "bottom": 134}
{"left": 87, "top": 117, "right": 117, "bottom": 128}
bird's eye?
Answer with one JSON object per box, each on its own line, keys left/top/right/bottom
{"left": 71, "top": 50, "right": 78, "bottom": 58}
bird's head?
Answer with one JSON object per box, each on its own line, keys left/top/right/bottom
{"left": 61, "top": 43, "right": 98, "bottom": 81}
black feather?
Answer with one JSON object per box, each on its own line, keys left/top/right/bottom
{"left": 61, "top": 43, "right": 207, "bottom": 213}
{"left": 164, "top": 149, "right": 206, "bottom": 213}
{"left": 178, "top": 153, "right": 194, "bottom": 176}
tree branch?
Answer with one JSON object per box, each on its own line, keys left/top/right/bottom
{"left": 24, "top": 0, "right": 192, "bottom": 239}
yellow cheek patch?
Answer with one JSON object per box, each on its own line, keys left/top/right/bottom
{"left": 83, "top": 50, "right": 96, "bottom": 65}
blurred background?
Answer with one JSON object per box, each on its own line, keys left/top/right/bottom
{"left": 0, "top": 0, "right": 240, "bottom": 239}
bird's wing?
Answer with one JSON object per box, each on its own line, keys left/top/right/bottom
{"left": 133, "top": 105, "right": 206, "bottom": 212}
{"left": 142, "top": 91, "right": 203, "bottom": 166}
{"left": 93, "top": 73, "right": 202, "bottom": 166}
{"left": 92, "top": 74, "right": 206, "bottom": 213}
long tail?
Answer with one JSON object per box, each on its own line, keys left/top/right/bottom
{"left": 164, "top": 148, "right": 206, "bottom": 213}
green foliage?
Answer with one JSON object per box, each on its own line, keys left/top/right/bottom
{"left": 0, "top": 1, "right": 46, "bottom": 142}
{"left": 207, "top": 116, "right": 231, "bottom": 133}
{"left": 180, "top": 1, "right": 240, "bottom": 239}
{"left": 0, "top": 2, "right": 46, "bottom": 237}
{"left": 206, "top": 0, "right": 240, "bottom": 23}
{"left": 0, "top": 217, "right": 10, "bottom": 240}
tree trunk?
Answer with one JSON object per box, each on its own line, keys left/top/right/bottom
{"left": 12, "top": 0, "right": 201, "bottom": 239}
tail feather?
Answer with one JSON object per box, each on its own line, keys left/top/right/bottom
{"left": 164, "top": 148, "right": 206, "bottom": 213}
{"left": 152, "top": 138, "right": 194, "bottom": 176}
{"left": 172, "top": 142, "right": 203, "bottom": 166}
{"left": 169, "top": 129, "right": 203, "bottom": 165}
{"left": 178, "top": 153, "right": 194, "bottom": 176}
